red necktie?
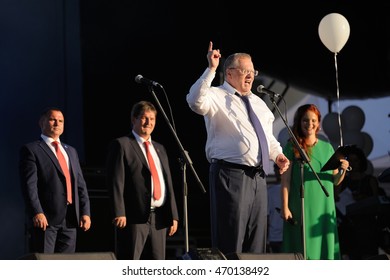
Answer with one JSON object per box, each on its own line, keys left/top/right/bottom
{"left": 144, "top": 141, "right": 161, "bottom": 200}
{"left": 52, "top": 141, "right": 72, "bottom": 204}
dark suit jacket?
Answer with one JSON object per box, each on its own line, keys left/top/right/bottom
{"left": 106, "top": 134, "right": 179, "bottom": 229}
{"left": 19, "top": 139, "right": 90, "bottom": 226}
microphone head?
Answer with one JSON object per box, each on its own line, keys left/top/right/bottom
{"left": 135, "top": 74, "right": 143, "bottom": 83}
{"left": 257, "top": 85, "right": 265, "bottom": 94}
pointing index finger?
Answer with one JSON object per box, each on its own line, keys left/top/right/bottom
{"left": 208, "top": 41, "right": 213, "bottom": 52}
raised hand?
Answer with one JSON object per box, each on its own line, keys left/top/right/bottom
{"left": 207, "top": 41, "right": 221, "bottom": 71}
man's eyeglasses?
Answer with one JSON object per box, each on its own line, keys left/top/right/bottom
{"left": 229, "top": 68, "right": 259, "bottom": 76}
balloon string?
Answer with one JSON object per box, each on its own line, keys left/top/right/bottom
{"left": 334, "top": 52, "right": 343, "bottom": 147}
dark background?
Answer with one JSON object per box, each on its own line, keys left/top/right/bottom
{"left": 1, "top": 0, "right": 389, "bottom": 259}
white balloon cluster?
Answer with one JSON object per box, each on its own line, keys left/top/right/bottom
{"left": 322, "top": 106, "right": 374, "bottom": 157}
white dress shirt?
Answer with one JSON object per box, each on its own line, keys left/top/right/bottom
{"left": 132, "top": 131, "right": 165, "bottom": 207}
{"left": 186, "top": 68, "right": 283, "bottom": 167}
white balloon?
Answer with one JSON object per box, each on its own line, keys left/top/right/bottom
{"left": 322, "top": 112, "right": 341, "bottom": 142}
{"left": 361, "top": 131, "right": 374, "bottom": 157}
{"left": 341, "top": 105, "right": 365, "bottom": 131}
{"left": 318, "top": 13, "right": 350, "bottom": 53}
{"left": 366, "top": 160, "right": 374, "bottom": 175}
{"left": 343, "top": 131, "right": 364, "bottom": 149}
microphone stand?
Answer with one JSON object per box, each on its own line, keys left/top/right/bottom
{"left": 267, "top": 95, "right": 329, "bottom": 260}
{"left": 147, "top": 86, "right": 206, "bottom": 255}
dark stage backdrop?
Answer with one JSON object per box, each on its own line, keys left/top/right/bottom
{"left": 79, "top": 1, "right": 215, "bottom": 254}
{"left": 0, "top": 0, "right": 84, "bottom": 259}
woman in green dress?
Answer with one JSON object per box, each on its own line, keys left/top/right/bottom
{"left": 280, "top": 104, "right": 349, "bottom": 260}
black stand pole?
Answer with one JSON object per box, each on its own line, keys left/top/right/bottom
{"left": 267, "top": 95, "right": 329, "bottom": 260}
{"left": 178, "top": 157, "right": 190, "bottom": 252}
{"left": 298, "top": 160, "right": 306, "bottom": 258}
{"left": 147, "top": 86, "right": 206, "bottom": 254}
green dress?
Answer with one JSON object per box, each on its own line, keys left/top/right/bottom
{"left": 282, "top": 139, "right": 341, "bottom": 260}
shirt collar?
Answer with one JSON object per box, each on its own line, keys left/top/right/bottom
{"left": 41, "top": 134, "right": 61, "bottom": 146}
{"left": 132, "top": 130, "right": 152, "bottom": 145}
{"left": 222, "top": 81, "right": 253, "bottom": 97}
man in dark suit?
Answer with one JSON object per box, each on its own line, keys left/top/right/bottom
{"left": 19, "top": 107, "right": 91, "bottom": 253}
{"left": 106, "top": 100, "right": 179, "bottom": 260}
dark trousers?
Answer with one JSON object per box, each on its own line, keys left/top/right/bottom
{"left": 116, "top": 212, "right": 167, "bottom": 260}
{"left": 29, "top": 204, "right": 77, "bottom": 253}
{"left": 209, "top": 162, "right": 268, "bottom": 255}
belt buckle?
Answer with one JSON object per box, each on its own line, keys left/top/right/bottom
{"left": 250, "top": 165, "right": 264, "bottom": 178}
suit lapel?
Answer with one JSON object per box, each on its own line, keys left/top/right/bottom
{"left": 152, "top": 141, "right": 168, "bottom": 176}
{"left": 39, "top": 140, "right": 62, "bottom": 172}
{"left": 39, "top": 140, "right": 73, "bottom": 177}
{"left": 127, "top": 134, "right": 149, "bottom": 167}
{"left": 62, "top": 143, "right": 75, "bottom": 174}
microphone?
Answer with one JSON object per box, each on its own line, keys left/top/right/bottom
{"left": 275, "top": 207, "right": 298, "bottom": 225}
{"left": 339, "top": 163, "right": 352, "bottom": 176}
{"left": 257, "top": 85, "right": 281, "bottom": 98}
{"left": 134, "top": 74, "right": 162, "bottom": 87}
{"left": 286, "top": 217, "right": 298, "bottom": 226}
